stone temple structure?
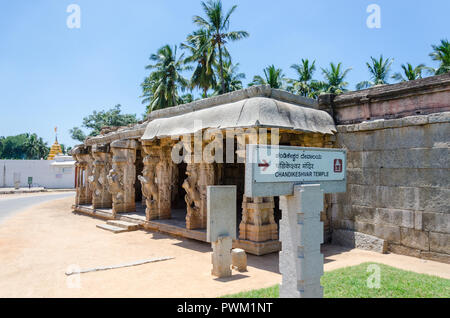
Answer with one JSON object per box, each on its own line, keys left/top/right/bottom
{"left": 73, "top": 74, "right": 450, "bottom": 262}
{"left": 72, "top": 85, "right": 336, "bottom": 255}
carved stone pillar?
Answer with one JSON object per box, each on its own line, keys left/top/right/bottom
{"left": 156, "top": 139, "right": 174, "bottom": 220}
{"left": 73, "top": 146, "right": 93, "bottom": 206}
{"left": 139, "top": 143, "right": 160, "bottom": 220}
{"left": 107, "top": 139, "right": 137, "bottom": 215}
{"left": 90, "top": 144, "right": 112, "bottom": 209}
{"left": 183, "top": 163, "right": 202, "bottom": 229}
{"left": 239, "top": 196, "right": 278, "bottom": 242}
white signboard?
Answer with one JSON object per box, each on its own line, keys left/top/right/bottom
{"left": 252, "top": 145, "right": 346, "bottom": 183}
{"left": 245, "top": 145, "right": 347, "bottom": 197}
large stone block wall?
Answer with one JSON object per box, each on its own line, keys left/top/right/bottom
{"left": 331, "top": 112, "right": 450, "bottom": 263}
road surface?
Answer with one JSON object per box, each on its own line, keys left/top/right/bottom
{"left": 0, "top": 192, "right": 75, "bottom": 224}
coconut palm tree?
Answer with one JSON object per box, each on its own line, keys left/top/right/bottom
{"left": 356, "top": 55, "right": 394, "bottom": 90}
{"left": 214, "top": 60, "right": 245, "bottom": 94}
{"left": 429, "top": 39, "right": 450, "bottom": 75}
{"left": 250, "top": 65, "right": 285, "bottom": 89}
{"left": 193, "top": 0, "right": 249, "bottom": 94}
{"left": 182, "top": 29, "right": 217, "bottom": 98}
{"left": 142, "top": 45, "right": 189, "bottom": 112}
{"left": 321, "top": 62, "right": 352, "bottom": 95}
{"left": 287, "top": 59, "right": 322, "bottom": 98}
{"left": 392, "top": 63, "right": 426, "bottom": 82}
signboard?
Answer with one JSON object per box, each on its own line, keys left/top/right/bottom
{"left": 245, "top": 145, "right": 347, "bottom": 197}
{"left": 28, "top": 177, "right": 33, "bottom": 185}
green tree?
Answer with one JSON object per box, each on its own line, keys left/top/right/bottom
{"left": 214, "top": 60, "right": 245, "bottom": 94}
{"left": 70, "top": 104, "right": 138, "bottom": 142}
{"left": 356, "top": 55, "right": 393, "bottom": 90}
{"left": 24, "top": 133, "right": 49, "bottom": 159}
{"left": 287, "top": 59, "right": 325, "bottom": 98}
{"left": 429, "top": 39, "right": 450, "bottom": 75}
{"left": 250, "top": 65, "right": 285, "bottom": 89}
{"left": 142, "top": 45, "right": 189, "bottom": 112}
{"left": 193, "top": 0, "right": 249, "bottom": 94}
{"left": 392, "top": 63, "right": 426, "bottom": 82}
{"left": 321, "top": 62, "right": 352, "bottom": 95}
{"left": 182, "top": 29, "right": 217, "bottom": 98}
{"left": 0, "top": 134, "right": 49, "bottom": 159}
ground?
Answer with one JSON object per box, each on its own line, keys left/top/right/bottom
{"left": 0, "top": 194, "right": 449, "bottom": 298}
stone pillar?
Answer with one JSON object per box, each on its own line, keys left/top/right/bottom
{"left": 279, "top": 185, "right": 324, "bottom": 298}
{"left": 239, "top": 196, "right": 278, "bottom": 242}
{"left": 155, "top": 140, "right": 174, "bottom": 220}
{"left": 90, "top": 144, "right": 112, "bottom": 209}
{"left": 139, "top": 143, "right": 160, "bottom": 220}
{"left": 73, "top": 147, "right": 93, "bottom": 206}
{"left": 211, "top": 236, "right": 232, "bottom": 278}
{"left": 107, "top": 139, "right": 137, "bottom": 215}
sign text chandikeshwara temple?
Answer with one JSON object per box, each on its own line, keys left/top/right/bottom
{"left": 250, "top": 145, "right": 346, "bottom": 183}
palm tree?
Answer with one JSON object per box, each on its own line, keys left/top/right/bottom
{"left": 214, "top": 60, "right": 245, "bottom": 94}
{"left": 250, "top": 65, "right": 285, "bottom": 89}
{"left": 429, "top": 39, "right": 450, "bottom": 75}
{"left": 182, "top": 29, "right": 217, "bottom": 98}
{"left": 287, "top": 59, "right": 320, "bottom": 98}
{"left": 356, "top": 55, "right": 393, "bottom": 90}
{"left": 392, "top": 63, "right": 426, "bottom": 82}
{"left": 142, "top": 45, "right": 189, "bottom": 112}
{"left": 193, "top": 0, "right": 249, "bottom": 94}
{"left": 321, "top": 62, "right": 352, "bottom": 95}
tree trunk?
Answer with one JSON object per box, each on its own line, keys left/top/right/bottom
{"left": 218, "top": 43, "right": 225, "bottom": 94}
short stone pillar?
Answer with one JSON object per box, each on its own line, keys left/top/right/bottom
{"left": 211, "top": 236, "right": 232, "bottom": 278}
{"left": 231, "top": 248, "right": 247, "bottom": 272}
{"left": 107, "top": 139, "right": 137, "bottom": 215}
{"left": 279, "top": 184, "right": 324, "bottom": 298}
{"left": 90, "top": 144, "right": 112, "bottom": 209}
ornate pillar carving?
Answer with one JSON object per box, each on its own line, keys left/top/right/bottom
{"left": 239, "top": 196, "right": 278, "bottom": 242}
{"left": 155, "top": 139, "right": 174, "bottom": 220}
{"left": 182, "top": 135, "right": 216, "bottom": 230}
{"left": 139, "top": 143, "right": 160, "bottom": 220}
{"left": 73, "top": 146, "right": 93, "bottom": 205}
{"left": 107, "top": 139, "right": 137, "bottom": 215}
{"left": 90, "top": 144, "right": 112, "bottom": 209}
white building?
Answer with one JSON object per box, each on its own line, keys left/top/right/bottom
{"left": 0, "top": 155, "right": 75, "bottom": 189}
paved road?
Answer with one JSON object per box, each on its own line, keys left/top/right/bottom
{"left": 0, "top": 192, "right": 75, "bottom": 224}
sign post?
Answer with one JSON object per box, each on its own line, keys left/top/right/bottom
{"left": 28, "top": 177, "right": 33, "bottom": 189}
{"left": 245, "top": 144, "right": 347, "bottom": 298}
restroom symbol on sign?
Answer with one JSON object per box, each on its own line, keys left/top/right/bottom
{"left": 334, "top": 159, "right": 343, "bottom": 173}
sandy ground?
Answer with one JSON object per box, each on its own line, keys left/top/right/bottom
{"left": 0, "top": 197, "right": 449, "bottom": 298}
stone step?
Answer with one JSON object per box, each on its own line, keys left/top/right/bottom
{"left": 107, "top": 220, "right": 141, "bottom": 230}
{"left": 96, "top": 224, "right": 129, "bottom": 234}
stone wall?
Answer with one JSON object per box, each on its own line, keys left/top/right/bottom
{"left": 330, "top": 112, "right": 449, "bottom": 263}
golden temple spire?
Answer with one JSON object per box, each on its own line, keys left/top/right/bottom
{"left": 47, "top": 126, "right": 63, "bottom": 160}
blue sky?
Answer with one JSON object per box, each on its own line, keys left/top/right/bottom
{"left": 0, "top": 0, "right": 449, "bottom": 148}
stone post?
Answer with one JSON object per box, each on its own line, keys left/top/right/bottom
{"left": 90, "top": 144, "right": 112, "bottom": 209}
{"left": 73, "top": 147, "right": 93, "bottom": 206}
{"left": 279, "top": 184, "right": 324, "bottom": 298}
{"left": 211, "top": 236, "right": 232, "bottom": 278}
{"left": 156, "top": 139, "right": 174, "bottom": 220}
{"left": 139, "top": 143, "right": 160, "bottom": 220}
{"left": 107, "top": 139, "right": 137, "bottom": 215}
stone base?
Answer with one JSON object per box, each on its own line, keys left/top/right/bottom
{"left": 233, "top": 239, "right": 281, "bottom": 256}
{"left": 332, "top": 229, "right": 387, "bottom": 254}
{"left": 113, "top": 203, "right": 136, "bottom": 214}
